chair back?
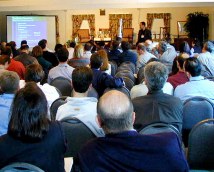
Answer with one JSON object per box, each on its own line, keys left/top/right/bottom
{"left": 188, "top": 119, "right": 214, "bottom": 170}
{"left": 139, "top": 122, "right": 181, "bottom": 139}
{"left": 109, "top": 61, "right": 117, "bottom": 76}
{"left": 50, "top": 77, "right": 73, "bottom": 96}
{"left": 182, "top": 96, "right": 214, "bottom": 146}
{"left": 0, "top": 162, "right": 44, "bottom": 172}
{"left": 118, "top": 61, "right": 136, "bottom": 74}
{"left": 137, "top": 66, "right": 145, "bottom": 84}
{"left": 77, "top": 29, "right": 90, "bottom": 43}
{"left": 122, "top": 77, "right": 135, "bottom": 91}
{"left": 50, "top": 96, "right": 67, "bottom": 121}
{"left": 115, "top": 70, "right": 136, "bottom": 83}
{"left": 104, "top": 86, "right": 130, "bottom": 98}
{"left": 60, "top": 117, "right": 96, "bottom": 157}
{"left": 122, "top": 28, "right": 134, "bottom": 43}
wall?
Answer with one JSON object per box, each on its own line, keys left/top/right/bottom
{"left": 0, "top": 6, "right": 213, "bottom": 47}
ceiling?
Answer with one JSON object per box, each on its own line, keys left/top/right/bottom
{"left": 0, "top": 0, "right": 214, "bottom": 11}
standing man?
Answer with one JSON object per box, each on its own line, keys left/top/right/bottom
{"left": 137, "top": 22, "right": 152, "bottom": 45}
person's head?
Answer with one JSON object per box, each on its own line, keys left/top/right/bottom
{"left": 73, "top": 44, "right": 84, "bottom": 58}
{"left": 121, "top": 41, "right": 130, "bottom": 51}
{"left": 8, "top": 82, "right": 49, "bottom": 142}
{"left": 97, "top": 49, "right": 109, "bottom": 71}
{"left": 140, "top": 22, "right": 146, "bottom": 30}
{"left": 90, "top": 53, "right": 103, "bottom": 69}
{"left": 25, "top": 64, "right": 45, "bottom": 83}
{"left": 20, "top": 44, "right": 30, "bottom": 54}
{"left": 184, "top": 57, "right": 201, "bottom": 77}
{"left": 144, "top": 61, "right": 168, "bottom": 91}
{"left": 54, "top": 43, "right": 63, "bottom": 52}
{"left": 97, "top": 90, "right": 135, "bottom": 134}
{"left": 38, "top": 39, "right": 47, "bottom": 49}
{"left": 179, "top": 41, "right": 191, "bottom": 54}
{"left": 72, "top": 66, "right": 93, "bottom": 93}
{"left": 0, "top": 71, "right": 19, "bottom": 94}
{"left": 176, "top": 55, "right": 187, "bottom": 70}
{"left": 137, "top": 43, "right": 147, "bottom": 55}
{"left": 111, "top": 40, "right": 120, "bottom": 50}
{"left": 69, "top": 41, "right": 76, "bottom": 48}
{"left": 203, "top": 41, "right": 214, "bottom": 53}
{"left": 20, "top": 40, "right": 27, "bottom": 46}
{"left": 32, "top": 45, "right": 43, "bottom": 58}
{"left": 9, "top": 41, "right": 17, "bottom": 50}
{"left": 84, "top": 42, "right": 92, "bottom": 52}
{"left": 0, "top": 47, "right": 12, "bottom": 66}
{"left": 158, "top": 41, "right": 168, "bottom": 53}
{"left": 57, "top": 47, "right": 69, "bottom": 63}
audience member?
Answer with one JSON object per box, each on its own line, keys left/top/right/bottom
{"left": 82, "top": 42, "right": 92, "bottom": 59}
{"left": 56, "top": 66, "right": 104, "bottom": 137}
{"left": 25, "top": 64, "right": 60, "bottom": 115}
{"left": 97, "top": 49, "right": 111, "bottom": 75}
{"left": 197, "top": 41, "right": 214, "bottom": 76}
{"left": 67, "top": 41, "right": 76, "bottom": 59}
{"left": 54, "top": 43, "right": 63, "bottom": 57}
{"left": 190, "top": 39, "right": 202, "bottom": 55}
{"left": 8, "top": 41, "right": 20, "bottom": 57}
{"left": 179, "top": 41, "right": 192, "bottom": 58}
{"left": 32, "top": 45, "right": 52, "bottom": 80}
{"left": 72, "top": 90, "right": 189, "bottom": 172}
{"left": 108, "top": 40, "right": 121, "bottom": 65}
{"left": 48, "top": 47, "right": 74, "bottom": 83}
{"left": 14, "top": 45, "right": 38, "bottom": 67}
{"left": 68, "top": 44, "right": 90, "bottom": 68}
{"left": 136, "top": 21, "right": 152, "bottom": 45}
{"left": 1, "top": 47, "right": 25, "bottom": 79}
{"left": 0, "top": 71, "right": 19, "bottom": 136}
{"left": 136, "top": 43, "right": 156, "bottom": 71}
{"left": 119, "top": 41, "right": 137, "bottom": 65}
{"left": 38, "top": 39, "right": 59, "bottom": 67}
{"left": 174, "top": 57, "right": 214, "bottom": 102}
{"left": 132, "top": 61, "right": 183, "bottom": 132}
{"left": 0, "top": 82, "right": 66, "bottom": 171}
{"left": 90, "top": 53, "right": 124, "bottom": 97}
{"left": 167, "top": 55, "right": 189, "bottom": 89}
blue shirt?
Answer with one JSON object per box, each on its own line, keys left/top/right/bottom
{"left": 0, "top": 94, "right": 14, "bottom": 136}
{"left": 119, "top": 50, "right": 137, "bottom": 65}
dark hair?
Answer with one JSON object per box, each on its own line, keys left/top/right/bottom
{"left": 8, "top": 82, "right": 49, "bottom": 142}
{"left": 21, "top": 40, "right": 27, "bottom": 46}
{"left": 177, "top": 55, "right": 186, "bottom": 69}
{"left": 137, "top": 43, "right": 146, "bottom": 51}
{"left": 121, "top": 41, "right": 130, "bottom": 51}
{"left": 70, "top": 41, "right": 76, "bottom": 48}
{"left": 179, "top": 41, "right": 191, "bottom": 54}
{"left": 72, "top": 66, "right": 93, "bottom": 93}
{"left": 84, "top": 43, "right": 92, "bottom": 51}
{"left": 54, "top": 43, "right": 63, "bottom": 52}
{"left": 32, "top": 45, "right": 43, "bottom": 58}
{"left": 90, "top": 53, "right": 103, "bottom": 69}
{"left": 57, "top": 47, "right": 69, "bottom": 62}
{"left": 38, "top": 39, "right": 47, "bottom": 49}
{"left": 1, "top": 47, "right": 12, "bottom": 57}
{"left": 158, "top": 41, "right": 167, "bottom": 53}
{"left": 111, "top": 40, "right": 120, "bottom": 50}
{"left": 25, "top": 64, "right": 45, "bottom": 82}
{"left": 141, "top": 22, "right": 146, "bottom": 26}
{"left": 184, "top": 57, "right": 201, "bottom": 77}
{"left": 9, "top": 41, "right": 16, "bottom": 49}
{"left": 0, "top": 47, "right": 11, "bottom": 65}
{"left": 20, "top": 45, "right": 29, "bottom": 50}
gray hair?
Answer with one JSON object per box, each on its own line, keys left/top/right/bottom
{"left": 97, "top": 90, "right": 134, "bottom": 134}
{"left": 158, "top": 41, "right": 167, "bottom": 53}
{"left": 144, "top": 61, "right": 168, "bottom": 91}
{"left": 204, "top": 41, "right": 214, "bottom": 53}
{"left": 0, "top": 71, "right": 20, "bottom": 94}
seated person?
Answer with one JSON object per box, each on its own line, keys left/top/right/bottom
{"left": 90, "top": 53, "right": 124, "bottom": 97}
{"left": 0, "top": 82, "right": 66, "bottom": 171}
{"left": 72, "top": 90, "right": 189, "bottom": 172}
{"left": 0, "top": 71, "right": 19, "bottom": 136}
{"left": 48, "top": 47, "right": 74, "bottom": 83}
{"left": 25, "top": 64, "right": 60, "bottom": 115}
{"left": 56, "top": 66, "right": 104, "bottom": 137}
{"left": 167, "top": 55, "right": 189, "bottom": 89}
{"left": 119, "top": 41, "right": 137, "bottom": 66}
{"left": 132, "top": 61, "right": 183, "bottom": 132}
{"left": 108, "top": 40, "right": 122, "bottom": 65}
{"left": 174, "top": 57, "right": 214, "bottom": 102}
{"left": 97, "top": 49, "right": 111, "bottom": 75}
{"left": 82, "top": 42, "right": 92, "bottom": 59}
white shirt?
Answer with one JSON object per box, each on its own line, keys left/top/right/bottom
{"left": 82, "top": 51, "right": 92, "bottom": 59}
{"left": 198, "top": 51, "right": 214, "bottom": 76}
{"left": 160, "top": 45, "right": 177, "bottom": 64}
{"left": 137, "top": 52, "right": 156, "bottom": 71}
{"left": 56, "top": 97, "right": 104, "bottom": 137}
{"left": 130, "top": 81, "right": 173, "bottom": 99}
{"left": 174, "top": 76, "right": 214, "bottom": 103}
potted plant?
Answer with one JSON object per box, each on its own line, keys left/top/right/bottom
{"left": 184, "top": 12, "right": 209, "bottom": 44}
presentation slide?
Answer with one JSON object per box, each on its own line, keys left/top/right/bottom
{"left": 7, "top": 16, "right": 56, "bottom": 50}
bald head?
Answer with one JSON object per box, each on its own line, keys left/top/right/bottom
{"left": 97, "top": 90, "right": 134, "bottom": 134}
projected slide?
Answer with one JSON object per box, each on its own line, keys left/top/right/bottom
{"left": 7, "top": 16, "right": 56, "bottom": 50}
{"left": 12, "top": 17, "right": 47, "bottom": 47}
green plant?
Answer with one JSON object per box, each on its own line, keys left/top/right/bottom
{"left": 184, "top": 12, "right": 209, "bottom": 43}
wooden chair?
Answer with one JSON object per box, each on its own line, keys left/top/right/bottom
{"left": 122, "top": 28, "right": 134, "bottom": 43}
{"left": 77, "top": 29, "right": 90, "bottom": 43}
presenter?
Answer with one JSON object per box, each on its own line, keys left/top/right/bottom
{"left": 136, "top": 21, "right": 152, "bottom": 45}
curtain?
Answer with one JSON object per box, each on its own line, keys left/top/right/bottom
{"left": 72, "top": 14, "right": 95, "bottom": 38}
{"left": 55, "top": 16, "right": 60, "bottom": 43}
{"left": 109, "top": 14, "right": 132, "bottom": 39}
